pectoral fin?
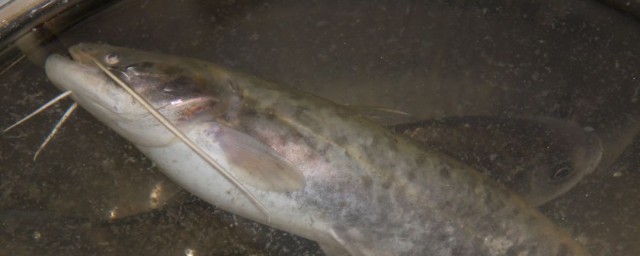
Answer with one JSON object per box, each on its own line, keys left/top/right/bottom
{"left": 213, "top": 124, "right": 305, "bottom": 192}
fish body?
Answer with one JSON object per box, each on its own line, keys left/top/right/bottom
{"left": 44, "top": 43, "right": 589, "bottom": 255}
{"left": 392, "top": 116, "right": 602, "bottom": 206}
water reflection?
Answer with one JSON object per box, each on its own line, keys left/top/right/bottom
{"left": 1, "top": 0, "right": 640, "bottom": 255}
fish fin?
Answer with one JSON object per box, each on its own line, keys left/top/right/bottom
{"left": 346, "top": 105, "right": 419, "bottom": 126}
{"left": 214, "top": 124, "right": 305, "bottom": 192}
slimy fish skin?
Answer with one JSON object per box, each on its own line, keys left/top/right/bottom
{"left": 44, "top": 43, "right": 589, "bottom": 255}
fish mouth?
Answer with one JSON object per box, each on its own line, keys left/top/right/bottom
{"left": 45, "top": 53, "right": 181, "bottom": 147}
{"left": 44, "top": 54, "right": 145, "bottom": 120}
{"left": 45, "top": 54, "right": 103, "bottom": 103}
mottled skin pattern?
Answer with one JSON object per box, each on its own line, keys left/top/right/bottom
{"left": 45, "top": 44, "right": 589, "bottom": 256}
{"left": 391, "top": 117, "right": 603, "bottom": 206}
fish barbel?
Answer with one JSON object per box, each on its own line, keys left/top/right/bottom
{"left": 44, "top": 43, "right": 589, "bottom": 255}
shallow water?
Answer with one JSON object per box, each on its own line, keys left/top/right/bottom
{"left": 1, "top": 0, "right": 640, "bottom": 255}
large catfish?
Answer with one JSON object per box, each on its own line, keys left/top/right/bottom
{"left": 44, "top": 43, "right": 589, "bottom": 255}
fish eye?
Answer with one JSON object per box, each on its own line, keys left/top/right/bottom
{"left": 550, "top": 164, "right": 573, "bottom": 181}
{"left": 104, "top": 52, "right": 120, "bottom": 65}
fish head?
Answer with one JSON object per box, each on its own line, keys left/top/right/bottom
{"left": 518, "top": 118, "right": 603, "bottom": 205}
{"left": 45, "top": 43, "right": 216, "bottom": 147}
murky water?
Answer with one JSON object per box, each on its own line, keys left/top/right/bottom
{"left": 1, "top": 0, "right": 640, "bottom": 255}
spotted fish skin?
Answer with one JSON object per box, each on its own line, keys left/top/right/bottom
{"left": 45, "top": 43, "right": 589, "bottom": 256}
{"left": 392, "top": 116, "right": 603, "bottom": 206}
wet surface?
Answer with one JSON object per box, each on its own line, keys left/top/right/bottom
{"left": 1, "top": 0, "right": 640, "bottom": 255}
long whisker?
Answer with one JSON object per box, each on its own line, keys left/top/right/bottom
{"left": 3, "top": 90, "right": 73, "bottom": 133}
{"left": 33, "top": 103, "right": 78, "bottom": 161}
{"left": 89, "top": 58, "right": 272, "bottom": 223}
{"left": 0, "top": 55, "right": 26, "bottom": 76}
